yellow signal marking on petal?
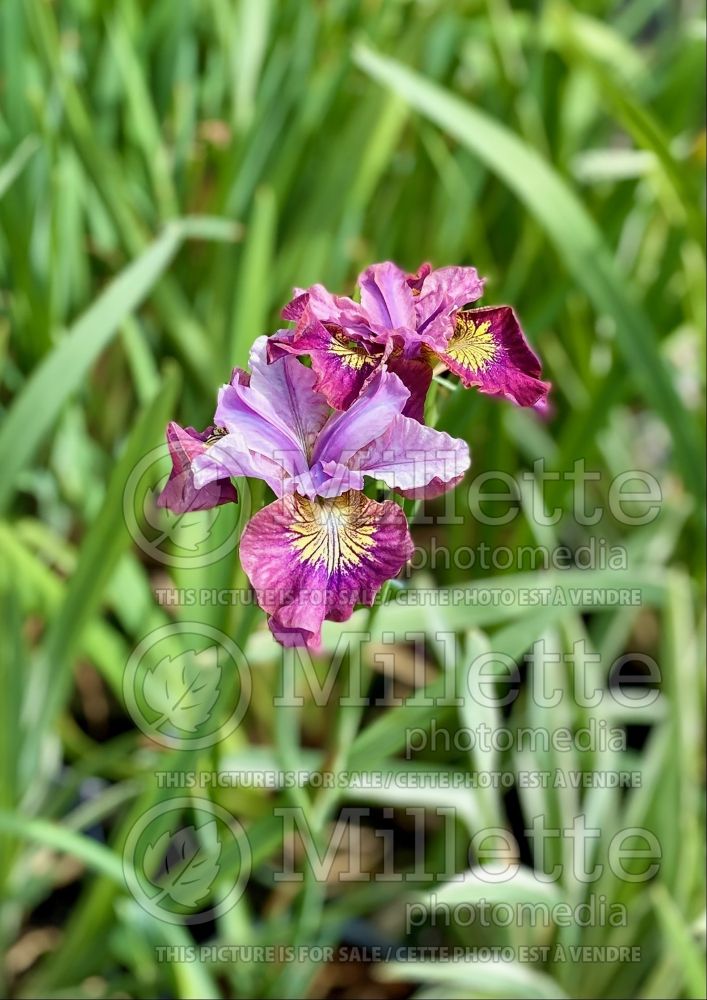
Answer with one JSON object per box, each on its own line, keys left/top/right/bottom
{"left": 205, "top": 426, "right": 228, "bottom": 445}
{"left": 328, "top": 332, "right": 376, "bottom": 371}
{"left": 446, "top": 316, "right": 496, "bottom": 372}
{"left": 289, "top": 493, "right": 376, "bottom": 574}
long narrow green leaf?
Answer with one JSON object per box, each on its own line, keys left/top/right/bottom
{"left": 0, "top": 810, "right": 124, "bottom": 883}
{"left": 232, "top": 0, "right": 273, "bottom": 132}
{"left": 0, "top": 809, "right": 221, "bottom": 999}
{"left": 651, "top": 884, "right": 707, "bottom": 1000}
{"left": 375, "top": 959, "right": 568, "bottom": 999}
{"left": 353, "top": 43, "right": 705, "bottom": 504}
{"left": 20, "top": 365, "right": 180, "bottom": 793}
{"left": 0, "top": 583, "right": 23, "bottom": 891}
{"left": 230, "top": 185, "right": 277, "bottom": 366}
{"left": 0, "top": 134, "right": 39, "bottom": 200}
{"left": 0, "top": 217, "right": 235, "bottom": 513}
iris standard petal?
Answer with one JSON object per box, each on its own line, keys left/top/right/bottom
{"left": 358, "top": 261, "right": 417, "bottom": 331}
{"left": 414, "top": 265, "right": 486, "bottom": 351}
{"left": 214, "top": 386, "right": 304, "bottom": 477}
{"left": 193, "top": 337, "right": 332, "bottom": 494}
{"left": 351, "top": 415, "right": 470, "bottom": 498}
{"left": 312, "top": 367, "right": 410, "bottom": 467}
{"left": 240, "top": 336, "right": 330, "bottom": 457}
{"left": 281, "top": 288, "right": 308, "bottom": 321}
{"left": 239, "top": 491, "right": 413, "bottom": 648}
{"left": 295, "top": 283, "right": 373, "bottom": 338}
{"left": 405, "top": 262, "right": 432, "bottom": 293}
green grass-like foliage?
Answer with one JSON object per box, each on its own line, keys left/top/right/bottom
{"left": 0, "top": 1, "right": 704, "bottom": 998}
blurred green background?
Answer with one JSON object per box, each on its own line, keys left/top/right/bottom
{"left": 0, "top": 0, "right": 704, "bottom": 998}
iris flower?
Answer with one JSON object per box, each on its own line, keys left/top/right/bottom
{"left": 157, "top": 421, "right": 237, "bottom": 513}
{"left": 269, "top": 261, "right": 549, "bottom": 416}
{"left": 158, "top": 337, "right": 469, "bottom": 648}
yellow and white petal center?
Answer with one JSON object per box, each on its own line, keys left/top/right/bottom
{"left": 446, "top": 315, "right": 497, "bottom": 372}
{"left": 288, "top": 493, "right": 376, "bottom": 573}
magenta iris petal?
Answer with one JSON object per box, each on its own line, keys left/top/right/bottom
{"left": 315, "top": 461, "right": 365, "bottom": 497}
{"left": 386, "top": 354, "right": 434, "bottom": 422}
{"left": 356, "top": 262, "right": 484, "bottom": 356}
{"left": 192, "top": 337, "right": 330, "bottom": 496}
{"left": 268, "top": 324, "right": 381, "bottom": 411}
{"left": 214, "top": 389, "right": 302, "bottom": 472}
{"left": 396, "top": 472, "right": 466, "bottom": 500}
{"left": 239, "top": 491, "right": 414, "bottom": 648}
{"left": 414, "top": 265, "right": 485, "bottom": 351}
{"left": 192, "top": 431, "right": 296, "bottom": 497}
{"left": 236, "top": 335, "right": 330, "bottom": 455}
{"left": 415, "top": 265, "right": 485, "bottom": 318}
{"left": 313, "top": 367, "right": 410, "bottom": 467}
{"left": 281, "top": 288, "right": 308, "bottom": 322}
{"left": 358, "top": 261, "right": 417, "bottom": 331}
{"left": 350, "top": 415, "right": 470, "bottom": 498}
{"left": 156, "top": 422, "right": 238, "bottom": 513}
{"left": 295, "top": 283, "right": 372, "bottom": 338}
{"left": 405, "top": 263, "right": 432, "bottom": 292}
{"left": 437, "top": 305, "right": 550, "bottom": 408}
{"left": 275, "top": 261, "right": 491, "bottom": 412}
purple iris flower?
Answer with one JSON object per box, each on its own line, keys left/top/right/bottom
{"left": 269, "top": 261, "right": 549, "bottom": 415}
{"left": 158, "top": 337, "right": 469, "bottom": 649}
{"left": 157, "top": 421, "right": 238, "bottom": 513}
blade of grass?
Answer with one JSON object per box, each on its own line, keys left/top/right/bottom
{"left": 0, "top": 217, "right": 234, "bottom": 514}
{"left": 231, "top": 0, "right": 273, "bottom": 133}
{"left": 19, "top": 364, "right": 180, "bottom": 798}
{"left": 229, "top": 185, "right": 277, "bottom": 367}
{"left": 0, "top": 810, "right": 220, "bottom": 998}
{"left": 0, "top": 583, "right": 23, "bottom": 899}
{"left": 375, "top": 959, "right": 568, "bottom": 998}
{"left": 0, "top": 810, "right": 124, "bottom": 883}
{"left": 0, "top": 134, "right": 39, "bottom": 200}
{"left": 651, "top": 884, "right": 707, "bottom": 1000}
